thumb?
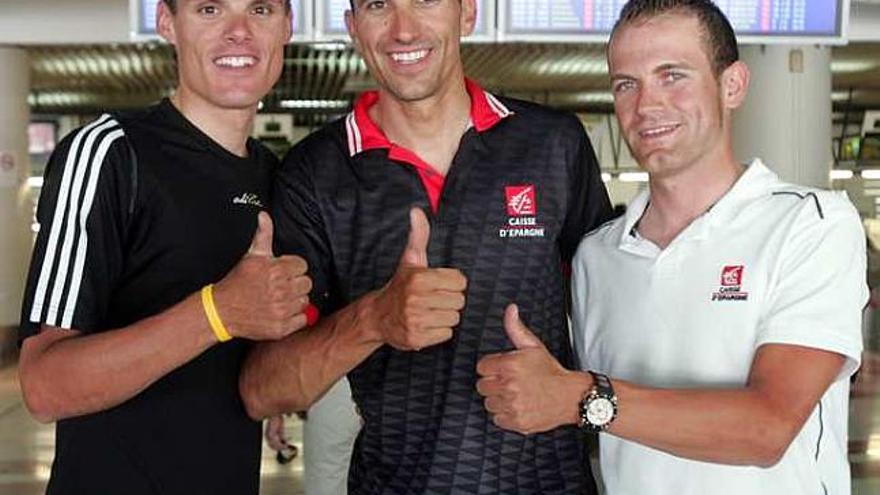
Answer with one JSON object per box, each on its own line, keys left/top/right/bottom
{"left": 400, "top": 208, "right": 430, "bottom": 267}
{"left": 504, "top": 304, "right": 542, "bottom": 350}
{"left": 248, "top": 211, "right": 274, "bottom": 257}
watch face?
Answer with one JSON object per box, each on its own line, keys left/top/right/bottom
{"left": 586, "top": 397, "right": 615, "bottom": 426}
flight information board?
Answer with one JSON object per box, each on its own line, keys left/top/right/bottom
{"left": 132, "top": 0, "right": 308, "bottom": 40}
{"left": 317, "top": 0, "right": 494, "bottom": 41}
{"left": 500, "top": 0, "right": 846, "bottom": 42}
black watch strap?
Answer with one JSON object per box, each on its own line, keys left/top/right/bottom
{"left": 589, "top": 371, "right": 614, "bottom": 396}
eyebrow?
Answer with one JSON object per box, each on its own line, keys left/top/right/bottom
{"left": 609, "top": 61, "right": 696, "bottom": 81}
{"left": 654, "top": 62, "right": 695, "bottom": 73}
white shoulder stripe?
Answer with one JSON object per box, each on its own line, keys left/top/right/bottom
{"left": 345, "top": 112, "right": 363, "bottom": 156}
{"left": 29, "top": 114, "right": 113, "bottom": 324}
{"left": 62, "top": 128, "right": 125, "bottom": 328}
{"left": 31, "top": 116, "right": 123, "bottom": 328}
{"left": 45, "top": 118, "right": 122, "bottom": 326}
{"left": 345, "top": 113, "right": 357, "bottom": 156}
{"left": 484, "top": 92, "right": 512, "bottom": 118}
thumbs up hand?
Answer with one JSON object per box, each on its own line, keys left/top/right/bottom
{"left": 212, "top": 212, "right": 313, "bottom": 341}
{"left": 476, "top": 304, "right": 584, "bottom": 435}
{"left": 370, "top": 208, "right": 468, "bottom": 351}
{"left": 400, "top": 208, "right": 430, "bottom": 268}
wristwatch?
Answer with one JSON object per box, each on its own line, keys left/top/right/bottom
{"left": 578, "top": 371, "right": 618, "bottom": 433}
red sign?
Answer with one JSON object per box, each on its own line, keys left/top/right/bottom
{"left": 505, "top": 185, "right": 536, "bottom": 216}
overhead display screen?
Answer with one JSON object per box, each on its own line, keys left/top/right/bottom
{"left": 318, "top": 0, "right": 494, "bottom": 40}
{"left": 133, "top": 0, "right": 308, "bottom": 40}
{"left": 500, "top": 0, "right": 846, "bottom": 42}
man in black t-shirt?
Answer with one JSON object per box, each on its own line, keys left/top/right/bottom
{"left": 239, "top": 0, "right": 612, "bottom": 492}
{"left": 18, "top": 1, "right": 310, "bottom": 494}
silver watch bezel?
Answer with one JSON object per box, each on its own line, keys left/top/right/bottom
{"left": 578, "top": 372, "right": 618, "bottom": 432}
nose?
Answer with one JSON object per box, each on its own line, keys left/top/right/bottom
{"left": 388, "top": 6, "right": 419, "bottom": 43}
{"left": 634, "top": 83, "right": 663, "bottom": 117}
{"left": 224, "top": 12, "right": 253, "bottom": 44}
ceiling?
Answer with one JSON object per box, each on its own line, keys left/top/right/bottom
{"left": 27, "top": 41, "right": 880, "bottom": 121}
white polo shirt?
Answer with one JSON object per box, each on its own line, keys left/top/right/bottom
{"left": 572, "top": 160, "right": 867, "bottom": 495}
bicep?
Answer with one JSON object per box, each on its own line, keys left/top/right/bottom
{"left": 748, "top": 343, "right": 846, "bottom": 425}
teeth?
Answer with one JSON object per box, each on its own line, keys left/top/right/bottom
{"left": 215, "top": 56, "right": 256, "bottom": 68}
{"left": 641, "top": 125, "right": 677, "bottom": 137}
{"left": 391, "top": 50, "right": 428, "bottom": 64}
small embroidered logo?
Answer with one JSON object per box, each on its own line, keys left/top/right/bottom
{"left": 500, "top": 184, "right": 544, "bottom": 239}
{"left": 720, "top": 265, "right": 744, "bottom": 286}
{"left": 505, "top": 185, "right": 537, "bottom": 216}
{"left": 712, "top": 265, "right": 748, "bottom": 302}
{"left": 232, "top": 193, "right": 264, "bottom": 208}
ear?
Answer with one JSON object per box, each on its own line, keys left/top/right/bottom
{"left": 283, "top": 8, "right": 294, "bottom": 42}
{"left": 720, "top": 60, "right": 750, "bottom": 111}
{"left": 157, "top": 0, "right": 177, "bottom": 45}
{"left": 344, "top": 9, "right": 360, "bottom": 52}
{"left": 460, "top": 0, "right": 477, "bottom": 37}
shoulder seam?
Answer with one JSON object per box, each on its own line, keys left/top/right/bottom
{"left": 771, "top": 191, "right": 824, "bottom": 220}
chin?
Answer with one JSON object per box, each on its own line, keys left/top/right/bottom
{"left": 209, "top": 89, "right": 265, "bottom": 110}
{"left": 389, "top": 82, "right": 439, "bottom": 103}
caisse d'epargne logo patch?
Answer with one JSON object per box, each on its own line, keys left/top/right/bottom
{"left": 712, "top": 265, "right": 749, "bottom": 301}
{"left": 500, "top": 185, "right": 544, "bottom": 238}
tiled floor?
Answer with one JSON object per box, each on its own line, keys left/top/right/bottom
{"left": 2, "top": 355, "right": 880, "bottom": 494}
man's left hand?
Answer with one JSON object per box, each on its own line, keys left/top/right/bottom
{"left": 476, "top": 304, "right": 587, "bottom": 435}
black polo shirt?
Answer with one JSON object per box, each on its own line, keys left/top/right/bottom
{"left": 274, "top": 80, "right": 611, "bottom": 494}
{"left": 20, "top": 100, "right": 272, "bottom": 495}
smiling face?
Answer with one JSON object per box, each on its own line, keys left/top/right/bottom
{"left": 345, "top": 0, "right": 476, "bottom": 103}
{"left": 608, "top": 12, "right": 747, "bottom": 179}
{"left": 158, "top": 0, "right": 291, "bottom": 111}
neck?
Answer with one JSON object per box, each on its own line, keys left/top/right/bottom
{"left": 370, "top": 76, "right": 472, "bottom": 175}
{"left": 170, "top": 89, "right": 255, "bottom": 158}
{"left": 640, "top": 148, "right": 743, "bottom": 248}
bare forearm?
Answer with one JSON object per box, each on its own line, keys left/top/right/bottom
{"left": 605, "top": 380, "right": 799, "bottom": 467}
{"left": 20, "top": 293, "right": 217, "bottom": 422}
{"left": 240, "top": 293, "right": 383, "bottom": 419}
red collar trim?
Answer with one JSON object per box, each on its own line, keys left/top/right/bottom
{"left": 344, "top": 78, "right": 512, "bottom": 157}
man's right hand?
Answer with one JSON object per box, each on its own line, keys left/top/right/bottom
{"left": 371, "top": 208, "right": 468, "bottom": 351}
{"left": 212, "top": 212, "right": 313, "bottom": 341}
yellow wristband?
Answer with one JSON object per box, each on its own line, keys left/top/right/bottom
{"left": 201, "top": 284, "right": 232, "bottom": 343}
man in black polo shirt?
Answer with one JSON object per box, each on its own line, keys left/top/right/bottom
{"left": 240, "top": 0, "right": 612, "bottom": 492}
{"left": 17, "top": 1, "right": 311, "bottom": 494}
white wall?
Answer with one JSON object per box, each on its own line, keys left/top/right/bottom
{"left": 0, "top": 0, "right": 130, "bottom": 45}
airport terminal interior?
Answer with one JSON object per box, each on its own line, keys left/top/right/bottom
{"left": 2, "top": 0, "right": 880, "bottom": 493}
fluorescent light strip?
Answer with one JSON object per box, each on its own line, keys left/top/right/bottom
{"left": 829, "top": 169, "right": 853, "bottom": 180}
{"left": 618, "top": 172, "right": 649, "bottom": 183}
{"left": 27, "top": 176, "right": 44, "bottom": 188}
{"left": 862, "top": 169, "right": 880, "bottom": 180}
{"left": 279, "top": 100, "right": 350, "bottom": 110}
{"left": 601, "top": 172, "right": 611, "bottom": 183}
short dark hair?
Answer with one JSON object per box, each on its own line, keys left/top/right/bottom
{"left": 162, "top": 0, "right": 292, "bottom": 13}
{"left": 609, "top": 0, "right": 739, "bottom": 77}
{"left": 347, "top": 0, "right": 460, "bottom": 13}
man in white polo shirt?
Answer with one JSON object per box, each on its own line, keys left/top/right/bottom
{"left": 475, "top": 1, "right": 867, "bottom": 493}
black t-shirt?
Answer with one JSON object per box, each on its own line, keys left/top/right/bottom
{"left": 274, "top": 82, "right": 612, "bottom": 494}
{"left": 20, "top": 99, "right": 274, "bottom": 495}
